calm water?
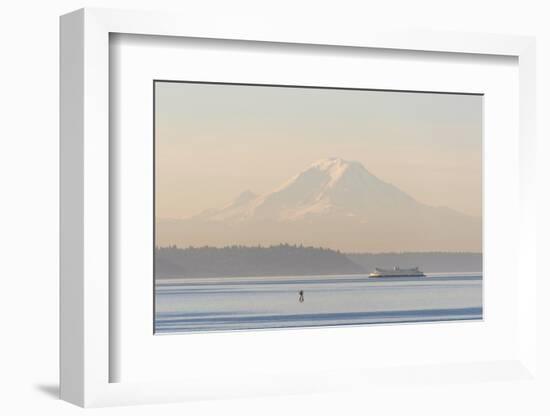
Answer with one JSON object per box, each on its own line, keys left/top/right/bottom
{"left": 155, "top": 273, "right": 482, "bottom": 334}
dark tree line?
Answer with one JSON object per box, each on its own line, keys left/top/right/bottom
{"left": 155, "top": 244, "right": 365, "bottom": 278}
{"left": 155, "top": 244, "right": 482, "bottom": 278}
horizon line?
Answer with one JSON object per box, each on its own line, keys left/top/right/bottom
{"left": 155, "top": 244, "right": 482, "bottom": 255}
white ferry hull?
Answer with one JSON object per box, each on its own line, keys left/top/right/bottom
{"left": 368, "top": 267, "right": 426, "bottom": 278}
{"left": 368, "top": 272, "right": 426, "bottom": 278}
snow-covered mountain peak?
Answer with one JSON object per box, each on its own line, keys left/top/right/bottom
{"left": 163, "top": 157, "right": 480, "bottom": 252}
{"left": 306, "top": 157, "right": 370, "bottom": 186}
{"left": 311, "top": 156, "right": 348, "bottom": 170}
{"left": 310, "top": 157, "right": 359, "bottom": 174}
{"left": 193, "top": 157, "right": 417, "bottom": 222}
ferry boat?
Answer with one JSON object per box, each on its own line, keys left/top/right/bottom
{"left": 368, "top": 266, "right": 425, "bottom": 278}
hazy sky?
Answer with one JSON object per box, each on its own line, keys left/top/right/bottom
{"left": 155, "top": 82, "right": 482, "bottom": 219}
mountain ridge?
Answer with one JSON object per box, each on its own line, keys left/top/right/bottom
{"left": 157, "top": 157, "right": 481, "bottom": 252}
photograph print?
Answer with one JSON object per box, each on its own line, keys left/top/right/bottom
{"left": 154, "top": 81, "right": 482, "bottom": 334}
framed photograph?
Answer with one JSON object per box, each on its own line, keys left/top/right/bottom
{"left": 153, "top": 81, "right": 483, "bottom": 334}
{"left": 60, "top": 8, "right": 538, "bottom": 407}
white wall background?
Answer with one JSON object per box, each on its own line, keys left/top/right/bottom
{"left": 0, "top": 1, "right": 548, "bottom": 415}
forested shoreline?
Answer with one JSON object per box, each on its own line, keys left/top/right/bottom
{"left": 156, "top": 245, "right": 482, "bottom": 278}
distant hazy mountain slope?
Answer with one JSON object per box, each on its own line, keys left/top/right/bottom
{"left": 157, "top": 157, "right": 481, "bottom": 252}
{"left": 156, "top": 245, "right": 366, "bottom": 278}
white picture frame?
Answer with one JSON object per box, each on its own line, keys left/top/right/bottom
{"left": 60, "top": 7, "right": 537, "bottom": 407}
